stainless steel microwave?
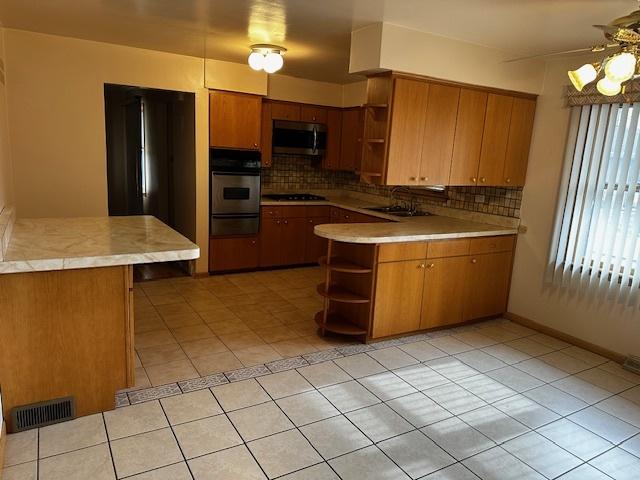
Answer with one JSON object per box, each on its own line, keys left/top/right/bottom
{"left": 272, "top": 120, "right": 327, "bottom": 156}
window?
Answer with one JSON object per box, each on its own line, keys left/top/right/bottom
{"left": 548, "top": 103, "right": 640, "bottom": 306}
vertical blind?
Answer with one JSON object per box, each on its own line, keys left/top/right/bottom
{"left": 548, "top": 103, "right": 640, "bottom": 307}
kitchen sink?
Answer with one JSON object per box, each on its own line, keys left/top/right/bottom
{"left": 365, "top": 206, "right": 431, "bottom": 217}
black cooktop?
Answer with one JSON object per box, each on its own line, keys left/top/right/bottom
{"left": 263, "top": 193, "right": 327, "bottom": 201}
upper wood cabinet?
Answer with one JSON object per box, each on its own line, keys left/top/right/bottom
{"left": 478, "top": 94, "right": 513, "bottom": 185}
{"left": 340, "top": 107, "right": 364, "bottom": 172}
{"left": 270, "top": 101, "right": 301, "bottom": 121}
{"left": 361, "top": 72, "right": 536, "bottom": 187}
{"left": 449, "top": 89, "right": 488, "bottom": 185}
{"left": 209, "top": 90, "right": 262, "bottom": 150}
{"left": 324, "top": 108, "right": 342, "bottom": 170}
{"left": 419, "top": 84, "right": 460, "bottom": 185}
{"left": 261, "top": 102, "right": 273, "bottom": 167}
{"left": 386, "top": 78, "right": 429, "bottom": 185}
{"left": 504, "top": 98, "right": 536, "bottom": 186}
{"left": 301, "top": 105, "right": 328, "bottom": 123}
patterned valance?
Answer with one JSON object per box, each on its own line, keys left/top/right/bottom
{"left": 566, "top": 78, "right": 640, "bottom": 106}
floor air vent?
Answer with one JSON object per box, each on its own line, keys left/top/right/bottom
{"left": 623, "top": 355, "right": 640, "bottom": 375}
{"left": 11, "top": 397, "right": 75, "bottom": 432}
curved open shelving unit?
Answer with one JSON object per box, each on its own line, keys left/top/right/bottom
{"left": 319, "top": 256, "right": 373, "bottom": 274}
{"left": 316, "top": 283, "right": 370, "bottom": 304}
{"left": 314, "top": 312, "right": 368, "bottom": 336}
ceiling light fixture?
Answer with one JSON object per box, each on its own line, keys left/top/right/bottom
{"left": 248, "top": 44, "right": 287, "bottom": 73}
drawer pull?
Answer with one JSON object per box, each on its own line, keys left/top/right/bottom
{"left": 471, "top": 177, "right": 477, "bottom": 183}
{"left": 427, "top": 263, "right": 435, "bottom": 269}
{"left": 471, "top": 258, "right": 477, "bottom": 264}
{"left": 418, "top": 263, "right": 426, "bottom": 269}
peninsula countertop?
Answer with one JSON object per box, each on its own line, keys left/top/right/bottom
{"left": 261, "top": 193, "right": 519, "bottom": 244}
{"left": 0, "top": 215, "right": 200, "bottom": 274}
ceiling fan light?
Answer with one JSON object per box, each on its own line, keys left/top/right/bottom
{"left": 597, "top": 77, "right": 622, "bottom": 96}
{"left": 248, "top": 51, "right": 265, "bottom": 71}
{"left": 568, "top": 63, "right": 598, "bottom": 91}
{"left": 604, "top": 52, "right": 637, "bottom": 82}
{"left": 263, "top": 52, "right": 284, "bottom": 73}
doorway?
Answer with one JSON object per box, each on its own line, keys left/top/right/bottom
{"left": 104, "top": 84, "right": 196, "bottom": 281}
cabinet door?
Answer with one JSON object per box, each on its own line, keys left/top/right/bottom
{"left": 305, "top": 216, "right": 331, "bottom": 264}
{"left": 386, "top": 78, "right": 429, "bottom": 185}
{"left": 419, "top": 84, "right": 460, "bottom": 185}
{"left": 209, "top": 91, "right": 262, "bottom": 150}
{"left": 462, "top": 251, "right": 513, "bottom": 320}
{"left": 340, "top": 107, "right": 364, "bottom": 172}
{"left": 449, "top": 89, "right": 488, "bottom": 185}
{"left": 421, "top": 256, "right": 466, "bottom": 329}
{"left": 504, "top": 97, "right": 536, "bottom": 186}
{"left": 324, "top": 108, "right": 342, "bottom": 170}
{"left": 209, "top": 236, "right": 259, "bottom": 272}
{"left": 477, "top": 94, "right": 513, "bottom": 185}
{"left": 281, "top": 217, "right": 307, "bottom": 265}
{"left": 259, "top": 218, "right": 282, "bottom": 267}
{"left": 261, "top": 101, "right": 273, "bottom": 167}
{"left": 373, "top": 260, "right": 424, "bottom": 338}
{"left": 270, "top": 101, "right": 301, "bottom": 121}
{"left": 301, "top": 105, "right": 328, "bottom": 123}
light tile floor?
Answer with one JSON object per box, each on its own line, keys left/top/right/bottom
{"left": 3, "top": 269, "right": 640, "bottom": 479}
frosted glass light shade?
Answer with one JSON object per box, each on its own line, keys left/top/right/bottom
{"left": 263, "top": 52, "right": 284, "bottom": 73}
{"left": 568, "top": 63, "right": 598, "bottom": 91}
{"left": 248, "top": 52, "right": 265, "bottom": 71}
{"left": 597, "top": 77, "right": 622, "bottom": 96}
{"left": 604, "top": 52, "right": 637, "bottom": 83}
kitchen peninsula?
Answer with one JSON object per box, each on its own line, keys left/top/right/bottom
{"left": 0, "top": 213, "right": 199, "bottom": 432}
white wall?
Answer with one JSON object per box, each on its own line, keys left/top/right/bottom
{"left": 508, "top": 54, "right": 640, "bottom": 357}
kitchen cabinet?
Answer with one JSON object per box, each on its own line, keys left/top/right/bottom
{"left": 270, "top": 101, "right": 301, "bottom": 121}
{"left": 386, "top": 78, "right": 429, "bottom": 185}
{"left": 340, "top": 107, "right": 364, "bottom": 172}
{"left": 324, "top": 109, "right": 342, "bottom": 170}
{"left": 420, "top": 256, "right": 467, "bottom": 329}
{"left": 372, "top": 259, "right": 424, "bottom": 337}
{"left": 209, "top": 90, "right": 262, "bottom": 150}
{"left": 258, "top": 218, "right": 282, "bottom": 267}
{"left": 301, "top": 105, "right": 328, "bottom": 123}
{"left": 305, "top": 216, "right": 331, "bottom": 263}
{"left": 419, "top": 84, "right": 460, "bottom": 185}
{"left": 360, "top": 72, "right": 536, "bottom": 187}
{"left": 261, "top": 101, "right": 273, "bottom": 167}
{"left": 504, "top": 97, "right": 536, "bottom": 186}
{"left": 281, "top": 217, "right": 307, "bottom": 265}
{"left": 210, "top": 236, "right": 259, "bottom": 271}
{"left": 462, "top": 251, "right": 513, "bottom": 320}
{"left": 449, "top": 89, "right": 488, "bottom": 185}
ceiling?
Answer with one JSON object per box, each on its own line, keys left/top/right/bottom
{"left": 0, "top": 0, "right": 634, "bottom": 84}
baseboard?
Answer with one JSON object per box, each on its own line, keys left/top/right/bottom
{"left": 504, "top": 312, "right": 626, "bottom": 364}
{"left": 0, "top": 420, "right": 6, "bottom": 479}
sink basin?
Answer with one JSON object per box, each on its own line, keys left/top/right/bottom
{"left": 365, "top": 206, "right": 431, "bottom": 217}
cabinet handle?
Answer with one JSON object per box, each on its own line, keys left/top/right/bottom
{"left": 505, "top": 178, "right": 512, "bottom": 183}
{"left": 420, "top": 177, "right": 427, "bottom": 181}
{"left": 253, "top": 143, "right": 258, "bottom": 148}
{"left": 251, "top": 240, "right": 256, "bottom": 245}
{"left": 471, "top": 258, "right": 477, "bottom": 264}
{"left": 480, "top": 177, "right": 486, "bottom": 183}
{"left": 409, "top": 176, "right": 417, "bottom": 181}
{"left": 427, "top": 263, "right": 435, "bottom": 269}
{"left": 283, "top": 220, "right": 288, "bottom": 225}
{"left": 471, "top": 177, "right": 477, "bottom": 183}
{"left": 418, "top": 263, "right": 426, "bottom": 269}
{"left": 308, "top": 219, "right": 313, "bottom": 223}
{"left": 276, "top": 220, "right": 281, "bottom": 224}
{"left": 312, "top": 116, "right": 316, "bottom": 121}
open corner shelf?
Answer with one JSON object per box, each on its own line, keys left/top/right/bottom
{"left": 319, "top": 256, "right": 373, "bottom": 274}
{"left": 366, "top": 138, "right": 386, "bottom": 144}
{"left": 364, "top": 103, "right": 388, "bottom": 109}
{"left": 316, "top": 283, "right": 370, "bottom": 304}
{"left": 314, "top": 312, "right": 368, "bottom": 336}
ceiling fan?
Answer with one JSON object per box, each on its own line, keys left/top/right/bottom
{"left": 509, "top": 4, "right": 640, "bottom": 96}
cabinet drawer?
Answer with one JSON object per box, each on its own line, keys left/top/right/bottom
{"left": 427, "top": 239, "right": 470, "bottom": 258}
{"left": 378, "top": 242, "right": 428, "bottom": 262}
{"left": 306, "top": 206, "right": 331, "bottom": 217}
{"left": 261, "top": 206, "right": 282, "bottom": 218}
{"left": 469, "top": 235, "right": 515, "bottom": 255}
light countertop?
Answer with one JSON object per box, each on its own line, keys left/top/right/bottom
{"left": 0, "top": 215, "right": 199, "bottom": 274}
{"left": 261, "top": 193, "right": 518, "bottom": 244}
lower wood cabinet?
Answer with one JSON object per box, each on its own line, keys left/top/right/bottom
{"left": 371, "top": 235, "right": 515, "bottom": 338}
{"left": 209, "top": 236, "right": 259, "bottom": 271}
{"left": 305, "top": 217, "right": 331, "bottom": 263}
{"left": 281, "top": 217, "right": 307, "bottom": 265}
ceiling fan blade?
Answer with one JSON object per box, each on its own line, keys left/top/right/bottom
{"left": 505, "top": 47, "right": 603, "bottom": 63}
{"left": 609, "top": 9, "right": 640, "bottom": 27}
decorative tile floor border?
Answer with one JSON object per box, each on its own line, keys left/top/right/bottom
{"left": 117, "top": 322, "right": 501, "bottom": 405}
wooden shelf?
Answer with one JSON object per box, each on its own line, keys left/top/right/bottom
{"left": 319, "top": 256, "right": 373, "bottom": 274}
{"left": 366, "top": 138, "right": 386, "bottom": 143}
{"left": 316, "top": 283, "right": 370, "bottom": 303}
{"left": 314, "top": 312, "right": 368, "bottom": 336}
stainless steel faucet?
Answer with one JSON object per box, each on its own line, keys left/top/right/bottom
{"left": 390, "top": 186, "right": 417, "bottom": 213}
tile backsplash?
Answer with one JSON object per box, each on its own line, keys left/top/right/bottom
{"left": 262, "top": 156, "right": 522, "bottom": 218}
